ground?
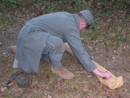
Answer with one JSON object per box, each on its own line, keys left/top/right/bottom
{"left": 0, "top": 10, "right": 130, "bottom": 98}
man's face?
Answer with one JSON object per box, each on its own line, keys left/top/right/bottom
{"left": 79, "top": 22, "right": 87, "bottom": 31}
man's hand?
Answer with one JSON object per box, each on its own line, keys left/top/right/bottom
{"left": 93, "top": 68, "right": 112, "bottom": 79}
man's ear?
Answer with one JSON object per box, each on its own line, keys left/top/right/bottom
{"left": 81, "top": 22, "right": 86, "bottom": 28}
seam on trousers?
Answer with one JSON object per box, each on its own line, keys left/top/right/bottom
{"left": 47, "top": 41, "right": 55, "bottom": 54}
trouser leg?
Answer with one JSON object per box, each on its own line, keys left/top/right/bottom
{"left": 42, "top": 35, "right": 74, "bottom": 79}
{"left": 42, "top": 35, "right": 65, "bottom": 68}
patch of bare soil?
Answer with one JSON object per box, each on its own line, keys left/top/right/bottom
{"left": 0, "top": 11, "right": 130, "bottom": 98}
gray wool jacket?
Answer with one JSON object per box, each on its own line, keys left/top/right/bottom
{"left": 13, "top": 12, "right": 97, "bottom": 73}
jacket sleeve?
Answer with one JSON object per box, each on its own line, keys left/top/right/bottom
{"left": 64, "top": 30, "right": 97, "bottom": 72}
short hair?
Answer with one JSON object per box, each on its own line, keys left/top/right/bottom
{"left": 77, "top": 13, "right": 86, "bottom": 23}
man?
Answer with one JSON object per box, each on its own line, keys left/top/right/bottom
{"left": 13, "top": 10, "right": 112, "bottom": 80}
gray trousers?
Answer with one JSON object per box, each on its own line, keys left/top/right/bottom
{"left": 41, "top": 35, "right": 66, "bottom": 68}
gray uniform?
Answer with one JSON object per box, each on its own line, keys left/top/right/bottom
{"left": 13, "top": 12, "right": 97, "bottom": 73}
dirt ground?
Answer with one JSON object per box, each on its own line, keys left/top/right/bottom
{"left": 0, "top": 11, "right": 130, "bottom": 98}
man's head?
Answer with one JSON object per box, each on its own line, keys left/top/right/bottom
{"left": 78, "top": 10, "right": 94, "bottom": 31}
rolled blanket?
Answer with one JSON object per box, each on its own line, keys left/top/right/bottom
{"left": 93, "top": 61, "right": 123, "bottom": 89}
{"left": 64, "top": 43, "right": 75, "bottom": 57}
{"left": 64, "top": 42, "right": 123, "bottom": 89}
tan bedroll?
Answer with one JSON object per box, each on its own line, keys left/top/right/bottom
{"left": 64, "top": 43, "right": 123, "bottom": 89}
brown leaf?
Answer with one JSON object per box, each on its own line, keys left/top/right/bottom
{"left": 7, "top": 14, "right": 10, "bottom": 19}
{"left": 126, "top": 69, "right": 130, "bottom": 72}
{"left": 49, "top": 81, "right": 53, "bottom": 84}
{"left": 73, "top": 87, "right": 78, "bottom": 91}
{"left": 106, "top": 93, "right": 111, "bottom": 97}
{"left": 68, "top": 65, "right": 73, "bottom": 71}
{"left": 46, "top": 74, "right": 50, "bottom": 79}
{"left": 88, "top": 85, "right": 92, "bottom": 90}
{"left": 2, "top": 93, "right": 6, "bottom": 97}
{"left": 82, "top": 88, "right": 87, "bottom": 92}
{"left": 40, "top": 71, "right": 44, "bottom": 74}
{"left": 98, "top": 90, "right": 102, "bottom": 93}
{"left": 106, "top": 89, "right": 113, "bottom": 93}
{"left": 48, "top": 95, "right": 52, "bottom": 98}
{"left": 85, "top": 95, "right": 89, "bottom": 98}
{"left": 124, "top": 60, "right": 127, "bottom": 64}
{"left": 37, "top": 84, "right": 44, "bottom": 87}
{"left": 87, "top": 45, "right": 93, "bottom": 50}
{"left": 7, "top": 64, "right": 11, "bottom": 67}
{"left": 32, "top": 84, "right": 38, "bottom": 89}
{"left": 57, "top": 85, "right": 61, "bottom": 91}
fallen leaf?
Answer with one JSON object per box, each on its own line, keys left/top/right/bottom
{"left": 106, "top": 89, "right": 112, "bottom": 93}
{"left": 81, "top": 38, "right": 84, "bottom": 40}
{"left": 85, "top": 95, "right": 89, "bottom": 98}
{"left": 99, "top": 84, "right": 104, "bottom": 89}
{"left": 3, "top": 53, "right": 6, "bottom": 55}
{"left": 0, "top": 42, "right": 2, "bottom": 46}
{"left": 82, "top": 88, "right": 87, "bottom": 92}
{"left": 105, "top": 93, "right": 111, "bottom": 97}
{"left": 57, "top": 85, "right": 61, "bottom": 91}
{"left": 7, "top": 64, "right": 11, "bottom": 67}
{"left": 126, "top": 69, "right": 130, "bottom": 72}
{"left": 73, "top": 87, "right": 78, "bottom": 91}
{"left": 112, "top": 57, "right": 115, "bottom": 59}
{"left": 37, "top": 84, "right": 44, "bottom": 87}
{"left": 46, "top": 74, "right": 50, "bottom": 79}
{"left": 98, "top": 90, "right": 102, "bottom": 93}
{"left": 2, "top": 93, "right": 6, "bottom": 97}
{"left": 48, "top": 95, "right": 52, "bottom": 98}
{"left": 68, "top": 65, "right": 73, "bottom": 70}
{"left": 32, "top": 84, "right": 38, "bottom": 89}
{"left": 40, "top": 71, "right": 44, "bottom": 74}
{"left": 49, "top": 81, "right": 53, "bottom": 84}
{"left": 7, "top": 14, "right": 10, "bottom": 19}
{"left": 88, "top": 85, "right": 92, "bottom": 90}
{"left": 124, "top": 60, "right": 127, "bottom": 64}
{"left": 87, "top": 45, "right": 93, "bottom": 50}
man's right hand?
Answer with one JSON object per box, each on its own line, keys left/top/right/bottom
{"left": 92, "top": 68, "right": 112, "bottom": 79}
